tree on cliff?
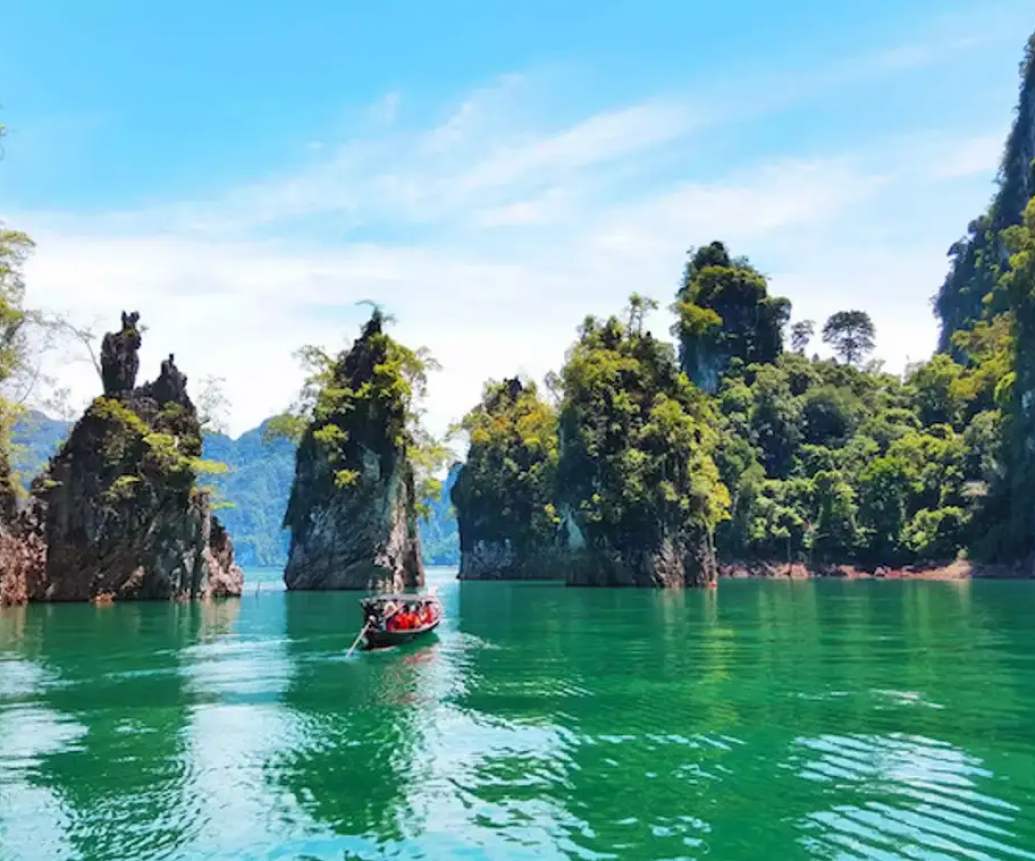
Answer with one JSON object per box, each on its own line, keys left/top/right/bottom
{"left": 822, "top": 311, "right": 876, "bottom": 367}
{"left": 790, "top": 320, "right": 815, "bottom": 354}
{"left": 934, "top": 32, "right": 1035, "bottom": 355}
{"left": 970, "top": 193, "right": 1035, "bottom": 561}
{"left": 272, "top": 306, "right": 448, "bottom": 590}
{"left": 0, "top": 221, "right": 35, "bottom": 517}
{"left": 450, "top": 377, "right": 560, "bottom": 570}
{"left": 556, "top": 296, "right": 730, "bottom": 586}
{"left": 672, "top": 241, "right": 791, "bottom": 392}
{"left": 266, "top": 306, "right": 447, "bottom": 515}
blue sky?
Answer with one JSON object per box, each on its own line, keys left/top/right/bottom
{"left": 1, "top": 1, "right": 1032, "bottom": 438}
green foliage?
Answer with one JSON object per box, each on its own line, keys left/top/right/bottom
{"left": 950, "top": 314, "right": 1014, "bottom": 414}
{"left": 672, "top": 241, "right": 790, "bottom": 390}
{"left": 905, "top": 354, "right": 965, "bottom": 427}
{"left": 790, "top": 320, "right": 815, "bottom": 354}
{"left": 811, "top": 471, "right": 858, "bottom": 561}
{"left": 988, "top": 195, "right": 1035, "bottom": 559}
{"left": 821, "top": 310, "right": 876, "bottom": 367}
{"left": 934, "top": 33, "right": 1035, "bottom": 354}
{"left": 557, "top": 301, "right": 729, "bottom": 553}
{"left": 0, "top": 218, "right": 37, "bottom": 511}
{"left": 905, "top": 507, "right": 969, "bottom": 560}
{"left": 710, "top": 344, "right": 988, "bottom": 566}
{"left": 78, "top": 396, "right": 233, "bottom": 513}
{"left": 275, "top": 308, "right": 449, "bottom": 527}
{"left": 333, "top": 468, "right": 360, "bottom": 488}
{"left": 451, "top": 377, "right": 560, "bottom": 552}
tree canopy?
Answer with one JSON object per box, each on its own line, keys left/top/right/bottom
{"left": 272, "top": 307, "right": 448, "bottom": 519}
{"left": 821, "top": 311, "right": 876, "bottom": 367}
{"left": 557, "top": 297, "right": 729, "bottom": 555}
{"left": 672, "top": 242, "right": 791, "bottom": 391}
{"left": 450, "top": 377, "right": 559, "bottom": 553}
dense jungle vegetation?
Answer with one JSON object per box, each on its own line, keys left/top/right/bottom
{"left": 453, "top": 217, "right": 1035, "bottom": 569}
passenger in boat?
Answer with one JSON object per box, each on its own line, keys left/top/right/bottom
{"left": 392, "top": 605, "right": 415, "bottom": 631}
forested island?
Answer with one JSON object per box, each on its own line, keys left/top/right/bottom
{"left": 2, "top": 34, "right": 1035, "bottom": 599}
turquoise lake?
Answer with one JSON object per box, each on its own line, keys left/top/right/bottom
{"left": 1, "top": 568, "right": 1034, "bottom": 860}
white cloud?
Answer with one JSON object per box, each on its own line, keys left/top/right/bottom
{"left": 924, "top": 134, "right": 1003, "bottom": 180}
{"left": 5, "top": 28, "right": 1013, "bottom": 440}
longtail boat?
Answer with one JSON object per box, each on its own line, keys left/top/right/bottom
{"left": 349, "top": 592, "right": 443, "bottom": 653}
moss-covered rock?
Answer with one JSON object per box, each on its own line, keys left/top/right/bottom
{"left": 282, "top": 311, "right": 424, "bottom": 590}
{"left": 0, "top": 312, "right": 244, "bottom": 604}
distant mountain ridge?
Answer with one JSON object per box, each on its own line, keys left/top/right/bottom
{"left": 10, "top": 411, "right": 460, "bottom": 569}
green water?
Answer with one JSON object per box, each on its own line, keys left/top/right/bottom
{"left": 1, "top": 569, "right": 1034, "bottom": 860}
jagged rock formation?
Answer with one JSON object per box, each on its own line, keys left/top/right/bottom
{"left": 0, "top": 312, "right": 244, "bottom": 604}
{"left": 935, "top": 34, "right": 1035, "bottom": 352}
{"left": 100, "top": 311, "right": 142, "bottom": 395}
{"left": 452, "top": 377, "right": 563, "bottom": 580}
{"left": 282, "top": 311, "right": 424, "bottom": 591}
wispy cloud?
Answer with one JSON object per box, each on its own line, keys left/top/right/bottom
{"left": 5, "top": 22, "right": 1015, "bottom": 438}
{"left": 49, "top": 23, "right": 995, "bottom": 244}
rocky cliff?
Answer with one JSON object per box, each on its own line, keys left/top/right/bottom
{"left": 559, "top": 525, "right": 718, "bottom": 588}
{"left": 935, "top": 34, "right": 1035, "bottom": 352}
{"left": 0, "top": 440, "right": 46, "bottom": 606}
{"left": 0, "top": 312, "right": 244, "bottom": 604}
{"left": 282, "top": 311, "right": 424, "bottom": 591}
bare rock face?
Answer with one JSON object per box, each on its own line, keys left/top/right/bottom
{"left": 283, "top": 312, "right": 423, "bottom": 591}
{"left": 1, "top": 312, "right": 244, "bottom": 603}
{"left": 559, "top": 525, "right": 717, "bottom": 588}
{"left": 0, "top": 501, "right": 47, "bottom": 607}
{"left": 283, "top": 443, "right": 423, "bottom": 590}
{"left": 100, "top": 311, "right": 142, "bottom": 395}
{"left": 456, "top": 540, "right": 564, "bottom": 581}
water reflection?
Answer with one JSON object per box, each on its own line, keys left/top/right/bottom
{"left": 263, "top": 592, "right": 437, "bottom": 854}
{"left": 1, "top": 576, "right": 1034, "bottom": 860}
{"left": 0, "top": 647, "right": 84, "bottom": 861}
{"left": 447, "top": 579, "right": 1035, "bottom": 859}
{"left": 1, "top": 602, "right": 212, "bottom": 860}
{"left": 177, "top": 595, "right": 301, "bottom": 857}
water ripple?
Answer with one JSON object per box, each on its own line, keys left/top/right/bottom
{"left": 1, "top": 574, "right": 1034, "bottom": 859}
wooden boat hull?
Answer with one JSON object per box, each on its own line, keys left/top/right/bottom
{"left": 363, "top": 618, "right": 441, "bottom": 650}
